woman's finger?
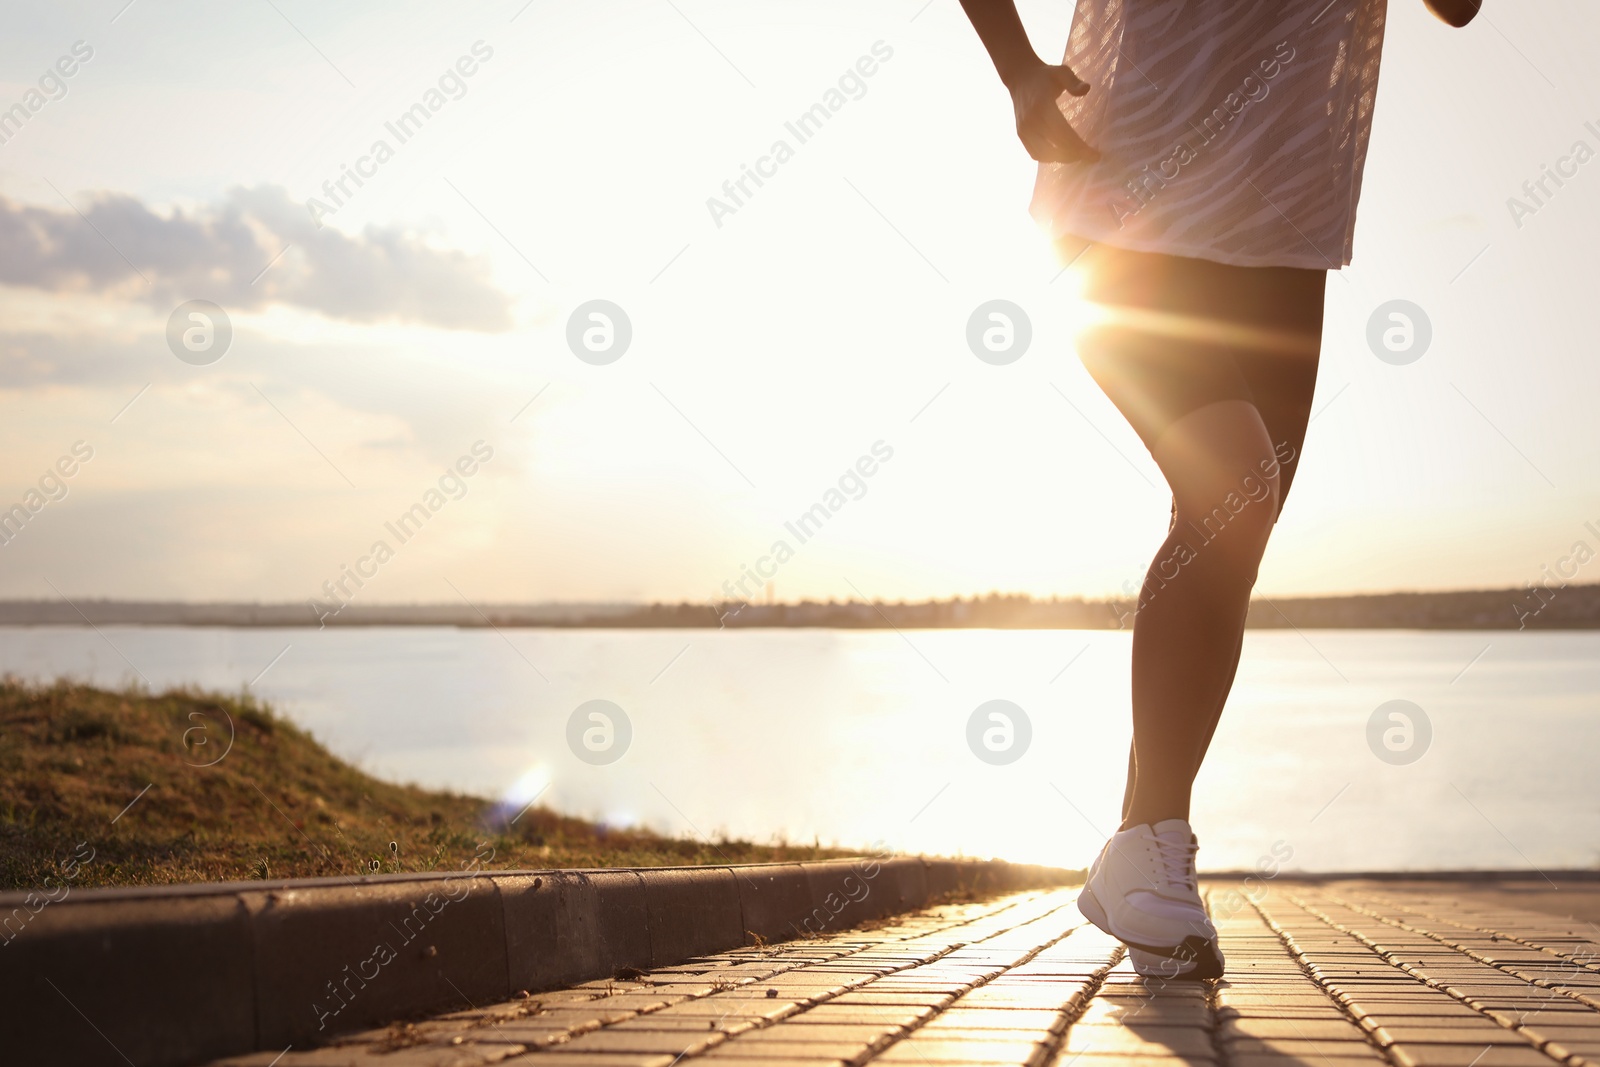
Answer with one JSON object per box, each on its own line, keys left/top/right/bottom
{"left": 1013, "top": 70, "right": 1098, "bottom": 163}
{"left": 1018, "top": 125, "right": 1054, "bottom": 162}
{"left": 1053, "top": 64, "right": 1091, "bottom": 97}
{"left": 1022, "top": 114, "right": 1093, "bottom": 164}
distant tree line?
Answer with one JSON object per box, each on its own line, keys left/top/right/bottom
{"left": 2, "top": 584, "right": 1596, "bottom": 629}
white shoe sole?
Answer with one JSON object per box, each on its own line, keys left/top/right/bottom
{"left": 1128, "top": 944, "right": 1226, "bottom": 980}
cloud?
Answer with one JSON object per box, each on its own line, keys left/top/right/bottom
{"left": 0, "top": 184, "right": 514, "bottom": 331}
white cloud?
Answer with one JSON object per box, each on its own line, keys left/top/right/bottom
{"left": 0, "top": 184, "right": 514, "bottom": 331}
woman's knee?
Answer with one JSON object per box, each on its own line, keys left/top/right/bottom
{"left": 1156, "top": 400, "right": 1282, "bottom": 554}
{"left": 1172, "top": 482, "right": 1277, "bottom": 557}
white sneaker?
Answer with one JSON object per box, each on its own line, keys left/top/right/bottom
{"left": 1078, "top": 818, "right": 1223, "bottom": 979}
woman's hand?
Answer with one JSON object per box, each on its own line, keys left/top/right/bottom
{"left": 1423, "top": 0, "right": 1480, "bottom": 27}
{"left": 1007, "top": 61, "right": 1101, "bottom": 164}
{"left": 954, "top": 0, "right": 1099, "bottom": 164}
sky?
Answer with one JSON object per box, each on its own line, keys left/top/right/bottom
{"left": 2, "top": 0, "right": 1598, "bottom": 609}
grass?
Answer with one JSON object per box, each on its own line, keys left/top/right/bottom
{"left": 0, "top": 679, "right": 849, "bottom": 890}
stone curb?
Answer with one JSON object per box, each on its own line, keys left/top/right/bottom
{"left": 1, "top": 856, "right": 1078, "bottom": 1067}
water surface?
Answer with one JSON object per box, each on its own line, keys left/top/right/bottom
{"left": 3, "top": 626, "right": 1594, "bottom": 873}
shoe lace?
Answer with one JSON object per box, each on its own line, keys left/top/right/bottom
{"left": 1152, "top": 833, "right": 1198, "bottom": 893}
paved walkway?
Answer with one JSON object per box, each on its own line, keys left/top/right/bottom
{"left": 215, "top": 882, "right": 1600, "bottom": 1067}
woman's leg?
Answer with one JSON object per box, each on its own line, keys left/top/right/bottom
{"left": 1121, "top": 397, "right": 1281, "bottom": 827}
{"left": 1183, "top": 344, "right": 1321, "bottom": 780}
{"left": 1073, "top": 245, "right": 1325, "bottom": 830}
{"left": 1120, "top": 476, "right": 1254, "bottom": 831}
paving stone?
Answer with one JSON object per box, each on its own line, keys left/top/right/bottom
{"left": 1385, "top": 1046, "right": 1559, "bottom": 1067}
{"left": 656, "top": 999, "right": 803, "bottom": 1023}
{"left": 550, "top": 1030, "right": 725, "bottom": 1056}
{"left": 480, "top": 1023, "right": 601, "bottom": 1049}
{"left": 487, "top": 1025, "right": 602, "bottom": 1047}
{"left": 1061, "top": 1023, "right": 1215, "bottom": 1057}
{"left": 870, "top": 1036, "right": 1049, "bottom": 1065}
{"left": 581, "top": 994, "right": 688, "bottom": 1012}
{"left": 216, "top": 1046, "right": 530, "bottom": 1067}
{"left": 791, "top": 1005, "right": 937, "bottom": 1025}
{"left": 825, "top": 992, "right": 955, "bottom": 1008}
{"left": 744, "top": 1023, "right": 905, "bottom": 1043}
{"left": 1214, "top": 994, "right": 1345, "bottom": 1008}
{"left": 1224, "top": 1036, "right": 1380, "bottom": 1057}
{"left": 531, "top": 1011, "right": 643, "bottom": 1023}
{"left": 1077, "top": 1000, "right": 1208, "bottom": 1028}
{"left": 504, "top": 1056, "right": 680, "bottom": 1067}
{"left": 1345, "top": 1003, "right": 1489, "bottom": 1019}
{"left": 915, "top": 1007, "right": 1069, "bottom": 1034}
{"left": 1369, "top": 1025, "right": 1535, "bottom": 1045}
{"left": 1220, "top": 1007, "right": 1356, "bottom": 1022}
{"left": 958, "top": 990, "right": 1083, "bottom": 1009}
{"left": 1058, "top": 1054, "right": 1217, "bottom": 1067}
{"left": 1518, "top": 1022, "right": 1600, "bottom": 1038}
{"left": 699, "top": 1041, "right": 876, "bottom": 1062}
{"left": 1219, "top": 1018, "right": 1373, "bottom": 1040}
{"left": 608, "top": 1016, "right": 760, "bottom": 1036}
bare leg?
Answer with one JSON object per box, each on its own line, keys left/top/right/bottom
{"left": 1075, "top": 244, "right": 1325, "bottom": 831}
{"left": 1118, "top": 399, "right": 1280, "bottom": 829}
{"left": 1119, "top": 631, "right": 1242, "bottom": 825}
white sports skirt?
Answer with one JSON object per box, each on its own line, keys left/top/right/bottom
{"left": 1032, "top": 0, "right": 1387, "bottom": 270}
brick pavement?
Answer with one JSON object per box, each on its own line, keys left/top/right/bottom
{"left": 209, "top": 882, "right": 1600, "bottom": 1067}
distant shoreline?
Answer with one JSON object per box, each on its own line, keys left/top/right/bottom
{"left": 1, "top": 583, "right": 1595, "bottom": 630}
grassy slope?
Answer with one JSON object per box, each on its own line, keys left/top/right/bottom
{"left": 0, "top": 680, "right": 845, "bottom": 890}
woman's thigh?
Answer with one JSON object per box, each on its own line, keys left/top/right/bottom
{"left": 1068, "top": 242, "right": 1327, "bottom": 512}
